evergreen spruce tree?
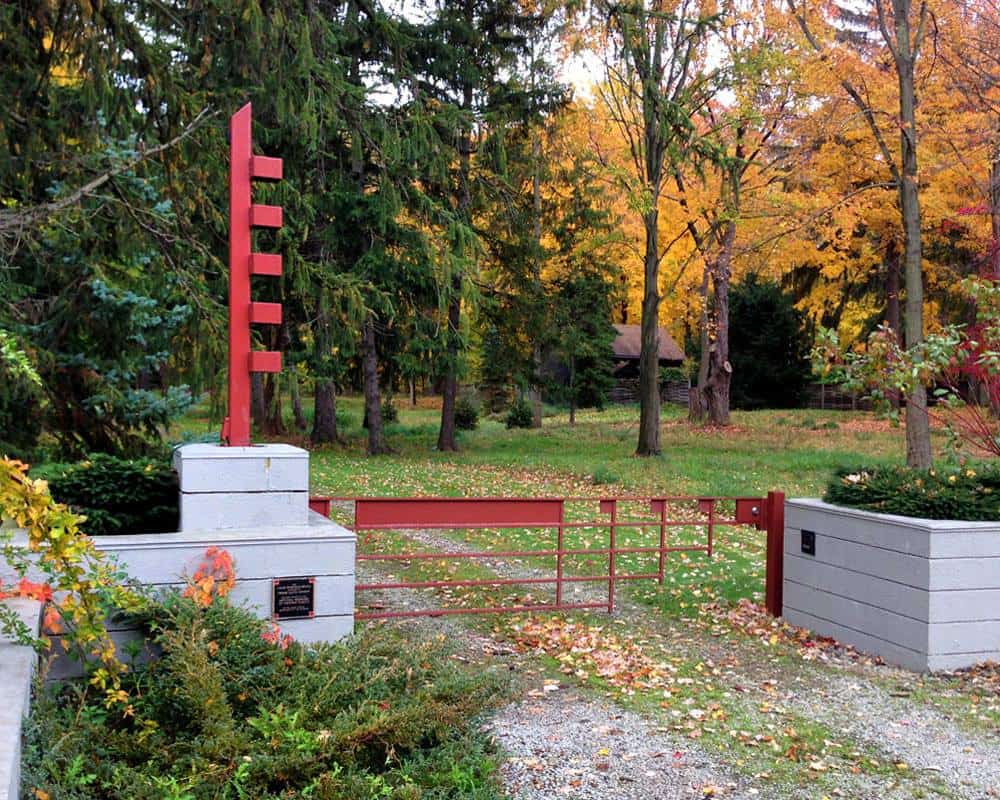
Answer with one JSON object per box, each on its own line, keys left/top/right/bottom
{"left": 405, "top": 0, "right": 563, "bottom": 451}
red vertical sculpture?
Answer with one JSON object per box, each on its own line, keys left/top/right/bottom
{"left": 222, "top": 103, "right": 284, "bottom": 446}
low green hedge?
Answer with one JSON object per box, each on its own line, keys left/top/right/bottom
{"left": 31, "top": 453, "right": 179, "bottom": 535}
{"left": 824, "top": 463, "right": 1000, "bottom": 521}
{"left": 23, "top": 594, "right": 508, "bottom": 800}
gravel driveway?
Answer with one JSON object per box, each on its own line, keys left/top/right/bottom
{"left": 347, "top": 507, "right": 999, "bottom": 799}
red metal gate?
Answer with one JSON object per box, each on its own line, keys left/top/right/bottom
{"left": 347, "top": 492, "right": 785, "bottom": 620}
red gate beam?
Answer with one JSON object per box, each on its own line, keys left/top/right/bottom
{"left": 350, "top": 496, "right": 777, "bottom": 620}
{"left": 223, "top": 102, "right": 284, "bottom": 447}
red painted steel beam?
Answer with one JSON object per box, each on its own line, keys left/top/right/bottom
{"left": 250, "top": 253, "right": 283, "bottom": 276}
{"left": 250, "top": 204, "right": 283, "bottom": 228}
{"left": 223, "top": 102, "right": 284, "bottom": 446}
{"left": 357, "top": 571, "right": 675, "bottom": 592}
{"left": 764, "top": 491, "right": 785, "bottom": 617}
{"left": 356, "top": 543, "right": 709, "bottom": 561}
{"left": 225, "top": 103, "right": 253, "bottom": 446}
{"left": 249, "top": 351, "right": 282, "bottom": 373}
{"left": 251, "top": 155, "right": 283, "bottom": 180}
{"left": 354, "top": 498, "right": 564, "bottom": 529}
{"left": 355, "top": 602, "right": 606, "bottom": 621}
{"left": 249, "top": 302, "right": 283, "bottom": 325}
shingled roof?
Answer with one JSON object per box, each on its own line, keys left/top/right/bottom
{"left": 611, "top": 324, "right": 684, "bottom": 363}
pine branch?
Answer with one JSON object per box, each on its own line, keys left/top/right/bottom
{"left": 0, "top": 107, "right": 216, "bottom": 239}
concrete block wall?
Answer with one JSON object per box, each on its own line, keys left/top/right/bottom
{"left": 783, "top": 498, "right": 1000, "bottom": 672}
{"left": 0, "top": 598, "right": 41, "bottom": 800}
{"left": 45, "top": 511, "right": 355, "bottom": 680}
{"left": 174, "top": 444, "right": 310, "bottom": 530}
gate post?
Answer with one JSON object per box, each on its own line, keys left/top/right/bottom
{"left": 764, "top": 491, "right": 785, "bottom": 617}
{"left": 223, "top": 102, "right": 284, "bottom": 447}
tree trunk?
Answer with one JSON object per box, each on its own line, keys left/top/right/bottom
{"left": 311, "top": 295, "right": 340, "bottom": 444}
{"left": 530, "top": 345, "right": 543, "bottom": 429}
{"left": 362, "top": 315, "right": 389, "bottom": 455}
{"left": 697, "top": 222, "right": 735, "bottom": 426}
{"left": 568, "top": 357, "right": 577, "bottom": 425}
{"left": 990, "top": 122, "right": 1000, "bottom": 274}
{"left": 892, "top": 9, "right": 932, "bottom": 469}
{"left": 689, "top": 269, "right": 710, "bottom": 423}
{"left": 311, "top": 379, "right": 339, "bottom": 444}
{"left": 261, "top": 372, "right": 286, "bottom": 436}
{"left": 437, "top": 281, "right": 461, "bottom": 452}
{"left": 251, "top": 372, "right": 266, "bottom": 430}
{"left": 438, "top": 75, "right": 474, "bottom": 453}
{"left": 409, "top": 377, "right": 417, "bottom": 406}
{"left": 886, "top": 239, "right": 903, "bottom": 344}
{"left": 261, "top": 324, "right": 288, "bottom": 436}
{"left": 290, "top": 369, "right": 307, "bottom": 431}
{"left": 636, "top": 208, "right": 662, "bottom": 456}
{"left": 885, "top": 238, "right": 903, "bottom": 409}
{"left": 529, "top": 133, "right": 543, "bottom": 429}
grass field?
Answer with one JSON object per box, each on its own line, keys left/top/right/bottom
{"left": 176, "top": 394, "right": 938, "bottom": 500}
{"left": 169, "top": 398, "right": 999, "bottom": 797}
{"left": 175, "top": 395, "right": 948, "bottom": 617}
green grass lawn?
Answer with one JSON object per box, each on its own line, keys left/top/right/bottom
{"left": 175, "top": 394, "right": 932, "bottom": 500}
{"left": 176, "top": 394, "right": 948, "bottom": 618}
{"left": 165, "top": 398, "right": 997, "bottom": 796}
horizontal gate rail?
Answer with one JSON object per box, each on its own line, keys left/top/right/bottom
{"left": 348, "top": 493, "right": 784, "bottom": 620}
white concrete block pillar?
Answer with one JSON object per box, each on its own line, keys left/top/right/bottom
{"left": 173, "top": 443, "right": 310, "bottom": 531}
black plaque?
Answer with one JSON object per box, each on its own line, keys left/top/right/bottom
{"left": 801, "top": 529, "right": 816, "bottom": 556}
{"left": 272, "top": 577, "right": 315, "bottom": 620}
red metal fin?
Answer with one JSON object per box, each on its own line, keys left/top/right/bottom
{"left": 249, "top": 351, "right": 282, "bottom": 373}
{"left": 251, "top": 155, "right": 283, "bottom": 180}
{"left": 250, "top": 204, "right": 282, "bottom": 228}
{"left": 249, "top": 302, "right": 282, "bottom": 325}
{"left": 249, "top": 253, "right": 282, "bottom": 276}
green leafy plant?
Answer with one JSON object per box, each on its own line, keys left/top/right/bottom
{"left": 23, "top": 586, "right": 509, "bottom": 800}
{"left": 0, "top": 457, "right": 146, "bottom": 706}
{"left": 0, "top": 329, "right": 41, "bottom": 387}
{"left": 0, "top": 330, "right": 44, "bottom": 459}
{"left": 659, "top": 366, "right": 687, "bottom": 384}
{"left": 813, "top": 273, "right": 999, "bottom": 459}
{"left": 824, "top": 463, "right": 999, "bottom": 521}
{"left": 381, "top": 397, "right": 399, "bottom": 424}
{"left": 455, "top": 395, "right": 480, "bottom": 431}
{"left": 591, "top": 464, "right": 620, "bottom": 485}
{"left": 31, "top": 453, "right": 179, "bottom": 535}
{"left": 505, "top": 398, "right": 534, "bottom": 429}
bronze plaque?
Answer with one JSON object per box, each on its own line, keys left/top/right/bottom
{"left": 272, "top": 577, "right": 315, "bottom": 620}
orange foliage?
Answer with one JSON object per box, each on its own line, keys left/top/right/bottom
{"left": 261, "top": 621, "right": 294, "bottom": 650}
{"left": 0, "top": 579, "right": 63, "bottom": 635}
{"left": 182, "top": 547, "right": 236, "bottom": 608}
{"left": 552, "top": 1, "right": 998, "bottom": 347}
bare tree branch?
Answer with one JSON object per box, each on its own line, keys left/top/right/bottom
{"left": 0, "top": 107, "right": 217, "bottom": 239}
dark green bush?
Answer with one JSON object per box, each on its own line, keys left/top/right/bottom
{"left": 381, "top": 397, "right": 399, "bottom": 424}
{"left": 0, "top": 363, "right": 43, "bottom": 460}
{"left": 31, "top": 453, "right": 178, "bottom": 535}
{"left": 729, "top": 275, "right": 812, "bottom": 410}
{"left": 22, "top": 593, "right": 508, "bottom": 800}
{"left": 824, "top": 463, "right": 1000, "bottom": 521}
{"left": 335, "top": 409, "right": 356, "bottom": 430}
{"left": 505, "top": 398, "right": 534, "bottom": 429}
{"left": 591, "top": 464, "right": 619, "bottom": 485}
{"left": 455, "top": 395, "right": 480, "bottom": 430}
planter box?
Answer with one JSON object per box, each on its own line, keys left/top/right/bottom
{"left": 0, "top": 599, "right": 40, "bottom": 800}
{"left": 783, "top": 499, "right": 1000, "bottom": 672}
{"left": 1, "top": 512, "right": 356, "bottom": 680}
